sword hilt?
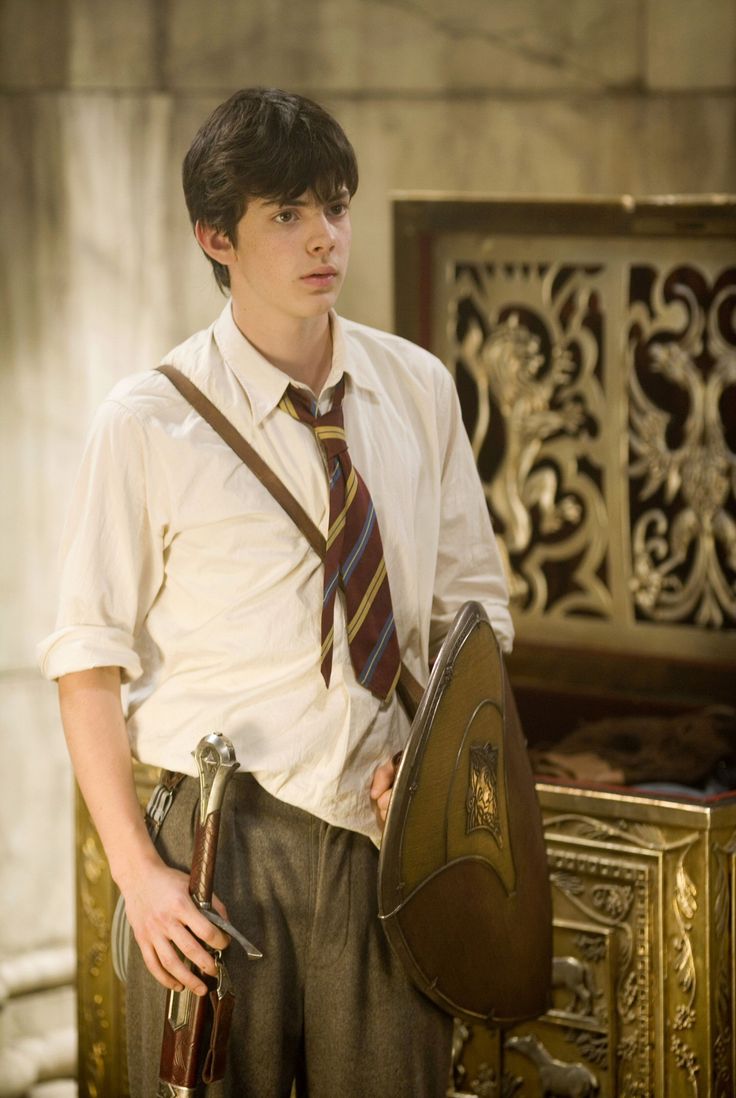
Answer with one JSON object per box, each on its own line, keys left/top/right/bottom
{"left": 190, "top": 733, "right": 239, "bottom": 907}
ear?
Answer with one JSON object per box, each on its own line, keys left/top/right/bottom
{"left": 195, "top": 221, "right": 236, "bottom": 266}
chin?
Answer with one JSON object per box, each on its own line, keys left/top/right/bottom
{"left": 298, "top": 296, "right": 338, "bottom": 317}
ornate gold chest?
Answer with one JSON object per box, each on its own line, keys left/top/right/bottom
{"left": 450, "top": 782, "right": 736, "bottom": 1098}
{"left": 396, "top": 194, "right": 736, "bottom": 1098}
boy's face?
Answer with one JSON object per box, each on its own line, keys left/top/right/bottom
{"left": 218, "top": 189, "right": 352, "bottom": 328}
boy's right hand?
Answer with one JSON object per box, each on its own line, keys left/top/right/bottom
{"left": 120, "top": 858, "right": 230, "bottom": 997}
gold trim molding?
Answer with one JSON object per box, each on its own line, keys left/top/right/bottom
{"left": 76, "top": 765, "right": 158, "bottom": 1098}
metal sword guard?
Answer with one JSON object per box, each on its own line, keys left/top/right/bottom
{"left": 198, "top": 904, "right": 263, "bottom": 960}
{"left": 194, "top": 732, "right": 240, "bottom": 825}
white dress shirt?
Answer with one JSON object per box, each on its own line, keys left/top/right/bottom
{"left": 38, "top": 303, "right": 513, "bottom": 841}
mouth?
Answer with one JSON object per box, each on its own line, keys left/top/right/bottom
{"left": 301, "top": 267, "right": 339, "bottom": 287}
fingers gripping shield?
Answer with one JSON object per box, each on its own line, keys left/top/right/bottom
{"left": 377, "top": 602, "right": 553, "bottom": 1026}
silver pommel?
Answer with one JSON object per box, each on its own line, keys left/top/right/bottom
{"left": 194, "top": 732, "right": 240, "bottom": 827}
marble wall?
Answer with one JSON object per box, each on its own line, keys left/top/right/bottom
{"left": 1, "top": 0, "right": 734, "bottom": 1041}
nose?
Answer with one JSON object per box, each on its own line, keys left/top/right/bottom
{"left": 307, "top": 211, "right": 336, "bottom": 255}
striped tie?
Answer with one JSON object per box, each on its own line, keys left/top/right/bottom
{"left": 279, "top": 378, "right": 401, "bottom": 701}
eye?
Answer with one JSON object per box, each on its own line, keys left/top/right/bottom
{"left": 274, "top": 209, "right": 297, "bottom": 224}
{"left": 329, "top": 201, "right": 349, "bottom": 217}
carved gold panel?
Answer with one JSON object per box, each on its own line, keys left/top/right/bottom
{"left": 451, "top": 785, "right": 736, "bottom": 1098}
{"left": 393, "top": 195, "right": 736, "bottom": 669}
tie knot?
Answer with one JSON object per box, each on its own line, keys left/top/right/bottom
{"left": 281, "top": 379, "right": 348, "bottom": 458}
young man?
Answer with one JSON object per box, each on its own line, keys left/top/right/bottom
{"left": 39, "top": 88, "right": 513, "bottom": 1096}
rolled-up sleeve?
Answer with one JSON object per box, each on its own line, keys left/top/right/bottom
{"left": 429, "top": 369, "right": 514, "bottom": 660}
{"left": 37, "top": 399, "right": 166, "bottom": 682}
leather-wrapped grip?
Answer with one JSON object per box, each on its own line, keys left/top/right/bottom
{"left": 190, "top": 810, "right": 221, "bottom": 907}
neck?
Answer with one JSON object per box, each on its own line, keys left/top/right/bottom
{"left": 230, "top": 300, "right": 333, "bottom": 395}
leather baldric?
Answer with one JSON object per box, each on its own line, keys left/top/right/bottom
{"left": 156, "top": 364, "right": 424, "bottom": 720}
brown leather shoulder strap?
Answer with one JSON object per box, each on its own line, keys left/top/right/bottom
{"left": 395, "top": 665, "right": 423, "bottom": 721}
{"left": 156, "top": 363, "right": 423, "bottom": 718}
{"left": 157, "top": 364, "right": 326, "bottom": 559}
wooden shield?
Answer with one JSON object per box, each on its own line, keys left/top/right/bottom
{"left": 378, "top": 602, "right": 552, "bottom": 1025}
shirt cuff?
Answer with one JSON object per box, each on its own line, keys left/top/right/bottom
{"left": 37, "top": 625, "right": 143, "bottom": 683}
{"left": 429, "top": 600, "right": 515, "bottom": 662}
{"left": 483, "top": 601, "right": 515, "bottom": 655}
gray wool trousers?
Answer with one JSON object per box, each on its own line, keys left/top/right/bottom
{"left": 126, "top": 772, "right": 453, "bottom": 1097}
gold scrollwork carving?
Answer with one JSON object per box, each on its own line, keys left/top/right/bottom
{"left": 627, "top": 265, "right": 736, "bottom": 630}
{"left": 447, "top": 261, "right": 610, "bottom": 618}
{"left": 545, "top": 812, "right": 672, "bottom": 852}
{"left": 563, "top": 1028, "right": 609, "bottom": 1069}
{"left": 669, "top": 839, "right": 700, "bottom": 1094}
{"left": 672, "top": 844, "right": 697, "bottom": 1003}
{"left": 591, "top": 883, "right": 634, "bottom": 922}
{"left": 435, "top": 226, "right": 735, "bottom": 663}
{"left": 671, "top": 1034, "right": 700, "bottom": 1097}
{"left": 673, "top": 1006, "right": 696, "bottom": 1030}
{"left": 618, "top": 1033, "right": 638, "bottom": 1062}
{"left": 619, "top": 1076, "right": 650, "bottom": 1098}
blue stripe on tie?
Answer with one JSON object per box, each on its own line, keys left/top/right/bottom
{"left": 330, "top": 461, "right": 342, "bottom": 489}
{"left": 359, "top": 613, "right": 395, "bottom": 687}
{"left": 341, "top": 503, "right": 376, "bottom": 585}
{"left": 323, "top": 569, "right": 340, "bottom": 606}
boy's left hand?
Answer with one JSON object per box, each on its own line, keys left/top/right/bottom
{"left": 370, "top": 755, "right": 400, "bottom": 832}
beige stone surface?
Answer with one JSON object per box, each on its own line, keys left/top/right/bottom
{"left": 336, "top": 93, "right": 736, "bottom": 328}
{"left": 0, "top": 0, "right": 160, "bottom": 90}
{"left": 67, "top": 0, "right": 161, "bottom": 89}
{"left": 3, "top": 0, "right": 735, "bottom": 97}
{"left": 0, "top": 676, "right": 74, "bottom": 956}
{"left": 1, "top": 93, "right": 222, "bottom": 669}
{"left": 1, "top": 0, "right": 647, "bottom": 93}
{"left": 0, "top": 0, "right": 69, "bottom": 89}
{"left": 164, "top": 0, "right": 641, "bottom": 93}
{"left": 646, "top": 0, "right": 736, "bottom": 89}
{"left": 1, "top": 95, "right": 73, "bottom": 672}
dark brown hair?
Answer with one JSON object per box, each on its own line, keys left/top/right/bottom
{"left": 182, "top": 87, "right": 359, "bottom": 291}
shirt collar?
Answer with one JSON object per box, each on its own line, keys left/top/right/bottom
{"left": 213, "top": 301, "right": 378, "bottom": 425}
